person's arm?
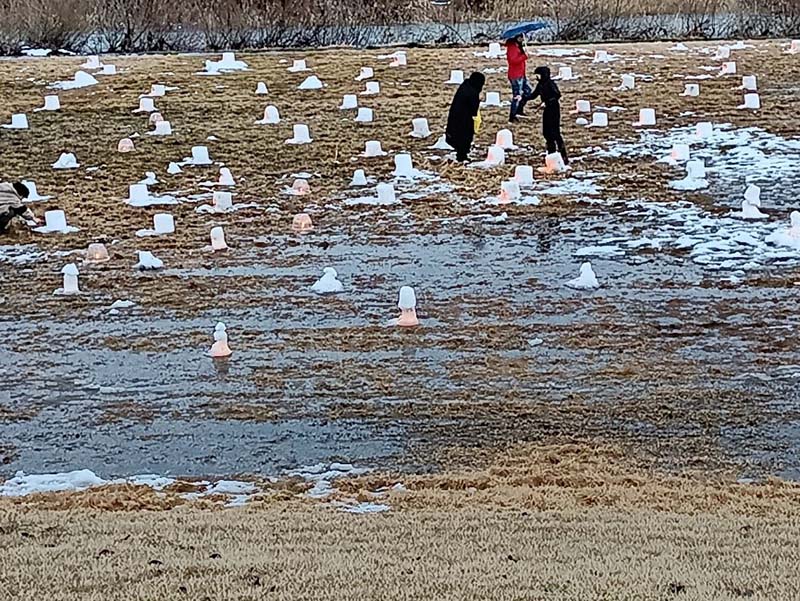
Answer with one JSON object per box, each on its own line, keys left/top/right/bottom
{"left": 469, "top": 90, "right": 481, "bottom": 117}
{"left": 469, "top": 91, "right": 482, "bottom": 133}
{"left": 530, "top": 81, "right": 542, "bottom": 102}
{"left": 0, "top": 209, "right": 13, "bottom": 234}
{"left": 545, "top": 82, "right": 562, "bottom": 106}
{"left": 13, "top": 205, "right": 36, "bottom": 222}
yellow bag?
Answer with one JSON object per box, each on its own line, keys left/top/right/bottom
{"left": 473, "top": 110, "right": 482, "bottom": 133}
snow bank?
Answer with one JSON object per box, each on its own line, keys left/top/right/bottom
{"left": 0, "top": 469, "right": 106, "bottom": 496}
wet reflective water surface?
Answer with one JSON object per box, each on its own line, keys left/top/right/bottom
{"left": 3, "top": 194, "right": 800, "bottom": 480}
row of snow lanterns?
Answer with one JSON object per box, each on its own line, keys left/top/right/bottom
{"left": 204, "top": 265, "right": 599, "bottom": 359}
{"left": 6, "top": 37, "right": 787, "bottom": 133}
{"left": 2, "top": 54, "right": 115, "bottom": 127}
{"left": 119, "top": 79, "right": 234, "bottom": 270}
{"left": 39, "top": 45, "right": 724, "bottom": 215}
{"left": 207, "top": 283, "right": 419, "bottom": 358}
{"left": 572, "top": 72, "right": 763, "bottom": 131}
{"left": 41, "top": 50, "right": 766, "bottom": 250}
{"left": 251, "top": 60, "right": 443, "bottom": 203}
{"left": 56, "top": 256, "right": 421, "bottom": 347}
{"left": 257, "top": 61, "right": 432, "bottom": 138}
{"left": 126, "top": 43, "right": 763, "bottom": 159}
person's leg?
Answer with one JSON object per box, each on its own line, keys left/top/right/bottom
{"left": 545, "top": 136, "right": 556, "bottom": 154}
{"left": 555, "top": 134, "right": 569, "bottom": 164}
{"left": 452, "top": 135, "right": 470, "bottom": 161}
{"left": 517, "top": 78, "right": 534, "bottom": 115}
{"left": 463, "top": 131, "right": 475, "bottom": 162}
{"left": 509, "top": 78, "right": 522, "bottom": 122}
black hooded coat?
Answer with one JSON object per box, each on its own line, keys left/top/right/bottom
{"left": 446, "top": 72, "right": 486, "bottom": 149}
{"left": 530, "top": 66, "right": 562, "bottom": 139}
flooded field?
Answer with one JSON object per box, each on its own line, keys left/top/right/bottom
{"left": 1, "top": 40, "right": 800, "bottom": 485}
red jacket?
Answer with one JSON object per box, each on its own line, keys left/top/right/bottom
{"left": 506, "top": 42, "right": 527, "bottom": 80}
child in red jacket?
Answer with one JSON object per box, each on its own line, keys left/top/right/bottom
{"left": 506, "top": 35, "right": 534, "bottom": 123}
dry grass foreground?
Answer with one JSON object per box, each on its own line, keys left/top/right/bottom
{"left": 2, "top": 444, "right": 800, "bottom": 600}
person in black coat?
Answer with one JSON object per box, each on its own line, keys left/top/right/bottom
{"left": 446, "top": 71, "right": 486, "bottom": 162}
{"left": 530, "top": 66, "right": 568, "bottom": 165}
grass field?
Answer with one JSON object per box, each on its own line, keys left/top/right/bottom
{"left": 3, "top": 41, "right": 800, "bottom": 599}
{"left": 3, "top": 445, "right": 800, "bottom": 600}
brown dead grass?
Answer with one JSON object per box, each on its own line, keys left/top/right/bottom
{"left": 5, "top": 504, "right": 799, "bottom": 601}
{"left": 341, "top": 444, "right": 800, "bottom": 516}
{"left": 198, "top": 400, "right": 279, "bottom": 422}
{"left": 0, "top": 404, "right": 37, "bottom": 422}
{"left": 95, "top": 400, "right": 156, "bottom": 424}
{"left": 2, "top": 444, "right": 800, "bottom": 600}
{"left": 1, "top": 40, "right": 798, "bottom": 315}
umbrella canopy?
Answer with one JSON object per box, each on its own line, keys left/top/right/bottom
{"left": 501, "top": 22, "right": 548, "bottom": 40}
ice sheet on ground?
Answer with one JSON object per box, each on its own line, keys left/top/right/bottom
{"left": 334, "top": 501, "right": 391, "bottom": 514}
{"left": 392, "top": 168, "right": 435, "bottom": 181}
{"left": 1, "top": 462, "right": 389, "bottom": 510}
{"left": 204, "top": 480, "right": 258, "bottom": 495}
{"left": 398, "top": 181, "right": 455, "bottom": 200}
{"left": 575, "top": 196, "right": 800, "bottom": 272}
{"left": 117, "top": 474, "right": 175, "bottom": 490}
{"left": 670, "top": 176, "right": 709, "bottom": 191}
{"left": 485, "top": 194, "right": 541, "bottom": 206}
{"left": 49, "top": 71, "right": 98, "bottom": 90}
{"left": 126, "top": 194, "right": 178, "bottom": 207}
{"left": 591, "top": 124, "right": 800, "bottom": 205}
{"left": 195, "top": 202, "right": 258, "bottom": 214}
{"left": 109, "top": 300, "right": 136, "bottom": 310}
{"left": 344, "top": 193, "right": 400, "bottom": 206}
{"left": 287, "top": 463, "right": 371, "bottom": 498}
{"left": 0, "top": 469, "right": 106, "bottom": 496}
{"left": 0, "top": 245, "right": 45, "bottom": 265}
{"left": 536, "top": 48, "right": 587, "bottom": 57}
{"left": 536, "top": 176, "right": 601, "bottom": 197}
{"left": 575, "top": 245, "right": 626, "bottom": 257}
{"left": 197, "top": 57, "right": 249, "bottom": 75}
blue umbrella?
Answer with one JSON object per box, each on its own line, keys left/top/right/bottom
{"left": 501, "top": 22, "right": 548, "bottom": 40}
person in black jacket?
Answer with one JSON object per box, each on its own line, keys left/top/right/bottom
{"left": 530, "top": 66, "right": 568, "bottom": 165}
{"left": 446, "top": 71, "right": 486, "bottom": 162}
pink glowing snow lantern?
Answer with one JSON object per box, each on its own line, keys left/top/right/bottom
{"left": 292, "top": 213, "right": 314, "bottom": 233}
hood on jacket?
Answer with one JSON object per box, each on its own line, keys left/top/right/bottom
{"left": 12, "top": 182, "right": 29, "bottom": 199}
{"left": 467, "top": 71, "right": 486, "bottom": 92}
{"left": 0, "top": 182, "right": 35, "bottom": 222}
{"left": 533, "top": 66, "right": 552, "bottom": 81}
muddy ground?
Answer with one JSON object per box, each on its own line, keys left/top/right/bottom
{"left": 1, "top": 40, "right": 799, "bottom": 481}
